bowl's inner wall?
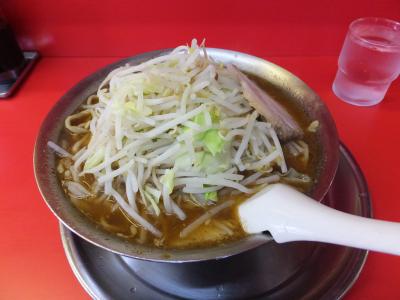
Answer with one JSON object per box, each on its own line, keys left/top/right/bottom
{"left": 34, "top": 48, "right": 339, "bottom": 262}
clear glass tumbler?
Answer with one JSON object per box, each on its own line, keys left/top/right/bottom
{"left": 332, "top": 17, "right": 400, "bottom": 106}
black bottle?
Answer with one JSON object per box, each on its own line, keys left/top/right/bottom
{"left": 0, "top": 12, "right": 25, "bottom": 84}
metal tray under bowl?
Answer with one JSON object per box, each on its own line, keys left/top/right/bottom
{"left": 60, "top": 143, "right": 370, "bottom": 300}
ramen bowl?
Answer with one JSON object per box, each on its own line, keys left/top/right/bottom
{"left": 34, "top": 48, "right": 339, "bottom": 262}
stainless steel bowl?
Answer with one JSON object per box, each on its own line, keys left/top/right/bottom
{"left": 34, "top": 48, "right": 339, "bottom": 262}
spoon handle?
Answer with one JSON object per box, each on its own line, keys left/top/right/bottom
{"left": 239, "top": 184, "right": 400, "bottom": 255}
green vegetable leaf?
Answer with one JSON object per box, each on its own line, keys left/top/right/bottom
{"left": 194, "top": 150, "right": 230, "bottom": 174}
{"left": 160, "top": 169, "right": 175, "bottom": 194}
{"left": 193, "top": 112, "right": 206, "bottom": 126}
{"left": 193, "top": 107, "right": 219, "bottom": 127}
{"left": 124, "top": 101, "right": 137, "bottom": 112}
{"left": 83, "top": 147, "right": 105, "bottom": 170}
{"left": 201, "top": 129, "right": 225, "bottom": 156}
{"left": 174, "top": 153, "right": 192, "bottom": 171}
{"left": 143, "top": 81, "right": 161, "bottom": 95}
{"left": 210, "top": 106, "right": 220, "bottom": 123}
{"left": 205, "top": 191, "right": 218, "bottom": 202}
{"left": 144, "top": 185, "right": 161, "bottom": 216}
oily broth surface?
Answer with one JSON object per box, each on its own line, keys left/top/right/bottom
{"left": 56, "top": 76, "right": 318, "bottom": 250}
{"left": 59, "top": 162, "right": 247, "bottom": 249}
{"left": 249, "top": 75, "right": 321, "bottom": 187}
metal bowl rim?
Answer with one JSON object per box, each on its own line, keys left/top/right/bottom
{"left": 34, "top": 47, "right": 339, "bottom": 262}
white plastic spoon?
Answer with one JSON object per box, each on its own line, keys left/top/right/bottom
{"left": 238, "top": 183, "right": 400, "bottom": 255}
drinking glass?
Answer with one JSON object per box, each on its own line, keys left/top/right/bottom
{"left": 332, "top": 17, "right": 400, "bottom": 106}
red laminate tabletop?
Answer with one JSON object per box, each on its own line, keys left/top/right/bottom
{"left": 0, "top": 55, "right": 399, "bottom": 299}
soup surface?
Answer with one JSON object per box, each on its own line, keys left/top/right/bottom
{"left": 53, "top": 40, "right": 319, "bottom": 249}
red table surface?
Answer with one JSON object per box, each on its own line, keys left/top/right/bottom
{"left": 1, "top": 0, "right": 400, "bottom": 298}
{"left": 0, "top": 55, "right": 399, "bottom": 300}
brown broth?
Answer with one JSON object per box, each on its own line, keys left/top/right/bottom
{"left": 249, "top": 75, "right": 320, "bottom": 186}
{"left": 60, "top": 168, "right": 248, "bottom": 249}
